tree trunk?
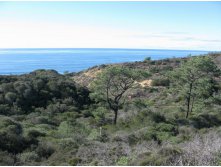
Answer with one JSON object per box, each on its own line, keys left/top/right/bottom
{"left": 113, "top": 109, "right": 118, "bottom": 125}
{"left": 186, "top": 96, "right": 190, "bottom": 118}
{"left": 190, "top": 96, "right": 195, "bottom": 113}
{"left": 186, "top": 83, "right": 193, "bottom": 118}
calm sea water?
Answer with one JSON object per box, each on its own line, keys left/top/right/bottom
{"left": 0, "top": 48, "right": 209, "bottom": 75}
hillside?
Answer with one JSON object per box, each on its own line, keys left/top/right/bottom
{"left": 73, "top": 53, "right": 221, "bottom": 88}
{"left": 1, "top": 52, "right": 221, "bottom": 166}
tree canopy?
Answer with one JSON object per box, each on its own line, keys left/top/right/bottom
{"left": 91, "top": 66, "right": 147, "bottom": 124}
{"left": 169, "top": 56, "right": 220, "bottom": 118}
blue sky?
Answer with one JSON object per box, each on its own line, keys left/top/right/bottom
{"left": 0, "top": 1, "right": 221, "bottom": 50}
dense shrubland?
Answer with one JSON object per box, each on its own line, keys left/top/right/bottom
{"left": 1, "top": 53, "right": 221, "bottom": 165}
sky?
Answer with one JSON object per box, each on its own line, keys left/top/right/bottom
{"left": 0, "top": 1, "right": 221, "bottom": 50}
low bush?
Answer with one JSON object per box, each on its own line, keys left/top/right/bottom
{"left": 191, "top": 114, "right": 221, "bottom": 129}
{"left": 151, "top": 77, "right": 170, "bottom": 87}
{"left": 18, "top": 151, "right": 40, "bottom": 164}
{"left": 68, "top": 157, "right": 82, "bottom": 166}
{"left": 150, "top": 112, "right": 166, "bottom": 123}
{"left": 0, "top": 151, "right": 14, "bottom": 166}
{"left": 116, "top": 156, "right": 129, "bottom": 165}
{"left": 139, "top": 146, "right": 182, "bottom": 165}
{"left": 36, "top": 141, "right": 55, "bottom": 159}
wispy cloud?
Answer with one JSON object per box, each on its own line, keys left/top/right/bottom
{"left": 174, "top": 37, "right": 221, "bottom": 43}
{"left": 128, "top": 32, "right": 221, "bottom": 44}
{"left": 122, "top": 31, "right": 221, "bottom": 50}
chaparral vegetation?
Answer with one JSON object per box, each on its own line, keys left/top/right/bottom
{"left": 1, "top": 53, "right": 221, "bottom": 165}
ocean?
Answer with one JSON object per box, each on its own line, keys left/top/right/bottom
{"left": 0, "top": 48, "right": 209, "bottom": 75}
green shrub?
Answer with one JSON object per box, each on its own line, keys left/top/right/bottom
{"left": 18, "top": 151, "right": 40, "bottom": 163}
{"left": 87, "top": 129, "right": 100, "bottom": 140}
{"left": 139, "top": 146, "right": 182, "bottom": 166}
{"left": 81, "top": 109, "right": 92, "bottom": 117}
{"left": 161, "top": 66, "right": 173, "bottom": 72}
{"left": 158, "top": 146, "right": 182, "bottom": 156}
{"left": 0, "top": 151, "right": 14, "bottom": 165}
{"left": 0, "top": 117, "right": 28, "bottom": 154}
{"left": 58, "top": 138, "right": 79, "bottom": 149}
{"left": 29, "top": 116, "right": 50, "bottom": 124}
{"left": 27, "top": 129, "right": 46, "bottom": 138}
{"left": 68, "top": 157, "right": 82, "bottom": 166}
{"left": 57, "top": 120, "right": 90, "bottom": 139}
{"left": 33, "top": 124, "right": 55, "bottom": 134}
{"left": 92, "top": 107, "right": 106, "bottom": 125}
{"left": 139, "top": 153, "right": 165, "bottom": 166}
{"left": 24, "top": 129, "right": 45, "bottom": 146}
{"left": 97, "top": 130, "right": 109, "bottom": 142}
{"left": 144, "top": 57, "right": 151, "bottom": 61}
{"left": 0, "top": 104, "right": 11, "bottom": 115}
{"left": 156, "top": 132, "right": 172, "bottom": 142}
{"left": 151, "top": 112, "right": 166, "bottom": 123}
{"left": 191, "top": 114, "right": 221, "bottom": 129}
{"left": 149, "top": 66, "right": 159, "bottom": 73}
{"left": 4, "top": 92, "right": 17, "bottom": 104}
{"left": 128, "top": 133, "right": 140, "bottom": 145}
{"left": 141, "top": 123, "right": 178, "bottom": 143}
{"left": 116, "top": 156, "right": 129, "bottom": 166}
{"left": 142, "top": 128, "right": 157, "bottom": 141}
{"left": 151, "top": 78, "right": 170, "bottom": 87}
{"left": 57, "top": 121, "right": 73, "bottom": 137}
{"left": 150, "top": 61, "right": 156, "bottom": 65}
{"left": 178, "top": 126, "right": 195, "bottom": 136}
{"left": 156, "top": 123, "right": 176, "bottom": 132}
{"left": 36, "top": 142, "right": 55, "bottom": 159}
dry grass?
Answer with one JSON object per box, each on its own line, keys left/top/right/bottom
{"left": 137, "top": 79, "right": 152, "bottom": 87}
{"left": 172, "top": 131, "right": 221, "bottom": 165}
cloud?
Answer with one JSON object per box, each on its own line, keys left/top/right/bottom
{"left": 0, "top": 20, "right": 220, "bottom": 51}
{"left": 125, "top": 32, "right": 221, "bottom": 50}
{"left": 128, "top": 33, "right": 221, "bottom": 43}
{"left": 176, "top": 36, "right": 221, "bottom": 42}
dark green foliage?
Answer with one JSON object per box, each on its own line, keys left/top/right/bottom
{"left": 151, "top": 112, "right": 166, "bottom": 123}
{"left": 142, "top": 123, "right": 178, "bottom": 143}
{"left": 26, "top": 129, "right": 46, "bottom": 143}
{"left": 191, "top": 113, "right": 221, "bottom": 129}
{"left": 138, "top": 147, "right": 182, "bottom": 166}
{"left": 18, "top": 151, "right": 40, "bottom": 165}
{"left": 152, "top": 77, "right": 170, "bottom": 87}
{"left": 92, "top": 106, "right": 107, "bottom": 125}
{"left": 169, "top": 56, "right": 221, "bottom": 118}
{"left": 91, "top": 66, "right": 145, "bottom": 124}
{"left": 144, "top": 57, "right": 151, "bottom": 61}
{"left": 69, "top": 157, "right": 82, "bottom": 165}
{"left": 0, "top": 117, "right": 27, "bottom": 154}
{"left": 0, "top": 70, "right": 91, "bottom": 115}
{"left": 0, "top": 70, "right": 92, "bottom": 165}
{"left": 36, "top": 142, "right": 55, "bottom": 159}
{"left": 0, "top": 151, "right": 14, "bottom": 165}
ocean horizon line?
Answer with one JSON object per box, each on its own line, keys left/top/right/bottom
{"left": 0, "top": 48, "right": 216, "bottom": 52}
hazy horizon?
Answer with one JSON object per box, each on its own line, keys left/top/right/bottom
{"left": 0, "top": 47, "right": 216, "bottom": 52}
